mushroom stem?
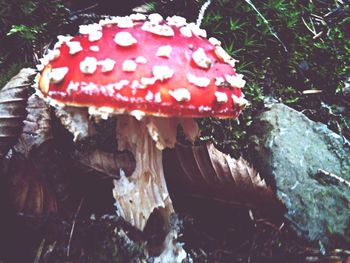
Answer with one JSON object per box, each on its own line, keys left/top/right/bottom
{"left": 113, "top": 114, "right": 199, "bottom": 231}
{"left": 113, "top": 115, "right": 173, "bottom": 230}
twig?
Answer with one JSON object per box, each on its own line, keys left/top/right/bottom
{"left": 196, "top": 0, "right": 212, "bottom": 27}
{"left": 317, "top": 169, "right": 350, "bottom": 188}
{"left": 67, "top": 198, "right": 84, "bottom": 257}
{"left": 34, "top": 239, "right": 46, "bottom": 263}
{"left": 244, "top": 0, "right": 288, "bottom": 52}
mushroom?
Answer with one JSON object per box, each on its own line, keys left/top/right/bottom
{"left": 36, "top": 13, "right": 247, "bottom": 236}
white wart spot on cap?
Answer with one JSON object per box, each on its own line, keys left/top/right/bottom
{"left": 99, "top": 18, "right": 113, "bottom": 26}
{"left": 192, "top": 48, "right": 211, "bottom": 69}
{"left": 148, "top": 13, "right": 163, "bottom": 24}
{"left": 232, "top": 94, "right": 248, "bottom": 109}
{"left": 79, "top": 23, "right": 102, "bottom": 35}
{"left": 141, "top": 21, "right": 174, "bottom": 36}
{"left": 141, "top": 77, "right": 157, "bottom": 86}
{"left": 54, "top": 35, "right": 73, "bottom": 49}
{"left": 215, "top": 77, "right": 225, "bottom": 86}
{"left": 90, "top": 46, "right": 99, "bottom": 52}
{"left": 179, "top": 26, "right": 192, "bottom": 37}
{"left": 114, "top": 32, "right": 137, "bottom": 46}
{"left": 131, "top": 80, "right": 144, "bottom": 89}
{"left": 130, "top": 110, "right": 146, "bottom": 121}
{"left": 154, "top": 92, "right": 162, "bottom": 103}
{"left": 145, "top": 91, "right": 154, "bottom": 101}
{"left": 130, "top": 13, "right": 147, "bottom": 21}
{"left": 209, "top": 37, "right": 221, "bottom": 46}
{"left": 135, "top": 56, "right": 147, "bottom": 64}
{"left": 225, "top": 74, "right": 246, "bottom": 88}
{"left": 66, "top": 41, "right": 83, "bottom": 55}
{"left": 66, "top": 81, "right": 79, "bottom": 94}
{"left": 114, "top": 80, "right": 130, "bottom": 90}
{"left": 187, "top": 73, "right": 210, "bottom": 88}
{"left": 166, "top": 15, "right": 187, "bottom": 27}
{"left": 215, "top": 46, "right": 238, "bottom": 67}
{"left": 99, "top": 58, "right": 116, "bottom": 73}
{"left": 152, "top": 66, "right": 174, "bottom": 81}
{"left": 214, "top": 91, "right": 228, "bottom": 103}
{"left": 80, "top": 57, "right": 97, "bottom": 74}
{"left": 46, "top": 49, "right": 60, "bottom": 61}
{"left": 88, "top": 30, "right": 103, "bottom": 42}
{"left": 169, "top": 88, "right": 191, "bottom": 102}
{"left": 50, "top": 67, "right": 69, "bottom": 84}
{"left": 117, "top": 16, "right": 134, "bottom": 28}
{"left": 156, "top": 45, "right": 172, "bottom": 58}
{"left": 122, "top": 60, "right": 137, "bottom": 72}
{"left": 188, "top": 23, "right": 207, "bottom": 38}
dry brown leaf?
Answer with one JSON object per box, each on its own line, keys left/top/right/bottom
{"left": 164, "top": 143, "right": 286, "bottom": 217}
{"left": 14, "top": 94, "right": 52, "bottom": 157}
{"left": 76, "top": 149, "right": 136, "bottom": 178}
{"left": 5, "top": 155, "right": 57, "bottom": 215}
{"left": 0, "top": 68, "right": 36, "bottom": 158}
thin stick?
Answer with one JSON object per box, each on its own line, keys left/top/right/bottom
{"left": 244, "top": 0, "right": 288, "bottom": 52}
{"left": 196, "top": 0, "right": 212, "bottom": 27}
{"left": 317, "top": 169, "right": 350, "bottom": 189}
{"left": 67, "top": 198, "right": 84, "bottom": 257}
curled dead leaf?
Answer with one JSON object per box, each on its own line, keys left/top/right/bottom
{"left": 4, "top": 154, "right": 57, "bottom": 215}
{"left": 0, "top": 68, "right": 36, "bottom": 158}
{"left": 14, "top": 94, "right": 52, "bottom": 157}
{"left": 76, "top": 149, "right": 136, "bottom": 178}
{"left": 164, "top": 143, "right": 286, "bottom": 218}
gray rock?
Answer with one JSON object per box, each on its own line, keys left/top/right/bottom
{"left": 249, "top": 103, "right": 350, "bottom": 244}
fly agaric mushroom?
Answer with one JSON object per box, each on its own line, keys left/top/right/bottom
{"left": 36, "top": 14, "right": 247, "bottom": 232}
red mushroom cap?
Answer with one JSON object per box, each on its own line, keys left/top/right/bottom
{"left": 38, "top": 14, "right": 248, "bottom": 118}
